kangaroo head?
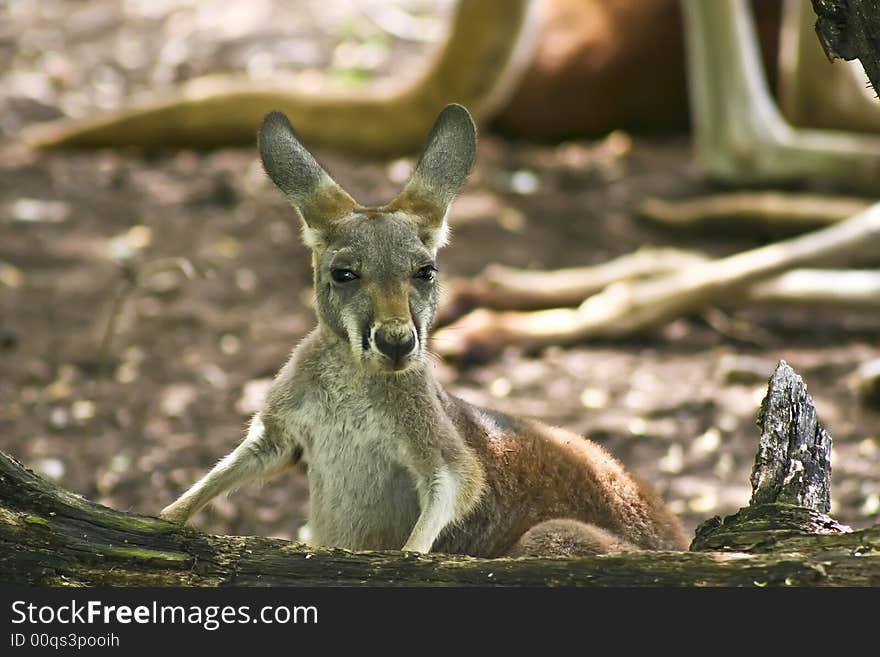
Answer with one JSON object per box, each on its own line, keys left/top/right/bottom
{"left": 259, "top": 104, "right": 477, "bottom": 373}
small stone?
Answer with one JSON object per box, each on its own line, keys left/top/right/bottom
{"left": 8, "top": 198, "right": 70, "bottom": 223}
{"left": 214, "top": 236, "right": 241, "bottom": 259}
{"left": 718, "top": 413, "right": 739, "bottom": 433}
{"left": 143, "top": 270, "right": 182, "bottom": 295}
{"left": 34, "top": 457, "right": 65, "bottom": 480}
{"left": 489, "top": 377, "right": 512, "bottom": 398}
{"left": 44, "top": 378, "right": 72, "bottom": 401}
{"left": 853, "top": 358, "right": 880, "bottom": 407}
{"left": 108, "top": 225, "right": 152, "bottom": 262}
{"left": 579, "top": 387, "right": 609, "bottom": 410}
{"left": 269, "top": 220, "right": 293, "bottom": 244}
{"left": 115, "top": 362, "right": 139, "bottom": 383}
{"left": 861, "top": 493, "right": 880, "bottom": 516}
{"left": 236, "top": 378, "right": 273, "bottom": 415}
{"left": 200, "top": 363, "right": 228, "bottom": 388}
{"left": 688, "top": 491, "right": 718, "bottom": 514}
{"left": 667, "top": 499, "right": 686, "bottom": 515}
{"left": 691, "top": 427, "right": 721, "bottom": 456}
{"left": 714, "top": 453, "right": 735, "bottom": 479}
{"left": 71, "top": 399, "right": 96, "bottom": 422}
{"left": 127, "top": 225, "right": 152, "bottom": 249}
{"left": 627, "top": 417, "right": 648, "bottom": 437}
{"left": 124, "top": 346, "right": 146, "bottom": 363}
{"left": 235, "top": 268, "right": 258, "bottom": 293}
{"left": 0, "top": 262, "right": 23, "bottom": 289}
{"left": 858, "top": 437, "right": 878, "bottom": 457}
{"left": 497, "top": 207, "right": 526, "bottom": 232}
{"left": 109, "top": 453, "right": 131, "bottom": 473}
{"left": 220, "top": 334, "right": 241, "bottom": 355}
{"left": 159, "top": 384, "right": 198, "bottom": 418}
{"left": 48, "top": 406, "right": 69, "bottom": 429}
{"left": 600, "top": 130, "right": 633, "bottom": 159}
{"left": 387, "top": 158, "right": 414, "bottom": 184}
{"left": 508, "top": 170, "right": 540, "bottom": 195}
{"left": 659, "top": 443, "right": 684, "bottom": 474}
{"left": 718, "top": 354, "right": 776, "bottom": 385}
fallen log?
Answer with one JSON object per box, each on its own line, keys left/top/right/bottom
{"left": 0, "top": 362, "right": 878, "bottom": 586}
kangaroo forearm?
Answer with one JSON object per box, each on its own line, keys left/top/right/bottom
{"left": 160, "top": 474, "right": 223, "bottom": 523}
{"left": 402, "top": 446, "right": 486, "bottom": 553}
{"left": 403, "top": 465, "right": 465, "bottom": 553}
{"left": 160, "top": 449, "right": 264, "bottom": 522}
{"left": 161, "top": 416, "right": 299, "bottom": 524}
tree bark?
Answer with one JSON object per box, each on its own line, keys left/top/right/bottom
{"left": 1, "top": 363, "right": 878, "bottom": 587}
{"left": 750, "top": 360, "right": 832, "bottom": 512}
{"left": 811, "top": 0, "right": 880, "bottom": 95}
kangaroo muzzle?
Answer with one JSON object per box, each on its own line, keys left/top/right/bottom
{"left": 371, "top": 320, "right": 417, "bottom": 369}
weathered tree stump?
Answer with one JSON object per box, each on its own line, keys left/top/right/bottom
{"left": 1, "top": 362, "right": 879, "bottom": 586}
{"left": 693, "top": 361, "right": 846, "bottom": 552}
{"left": 750, "top": 360, "right": 832, "bottom": 512}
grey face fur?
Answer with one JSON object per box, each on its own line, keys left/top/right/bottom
{"left": 258, "top": 104, "right": 477, "bottom": 373}
{"left": 311, "top": 211, "right": 439, "bottom": 371}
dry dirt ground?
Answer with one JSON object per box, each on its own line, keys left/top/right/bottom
{"left": 1, "top": 0, "right": 878, "bottom": 545}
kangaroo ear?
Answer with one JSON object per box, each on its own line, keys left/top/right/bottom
{"left": 389, "top": 104, "right": 477, "bottom": 249}
{"left": 259, "top": 111, "right": 356, "bottom": 246}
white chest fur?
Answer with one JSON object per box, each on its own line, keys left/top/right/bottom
{"left": 286, "top": 377, "right": 421, "bottom": 551}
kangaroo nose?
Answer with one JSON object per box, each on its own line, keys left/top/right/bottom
{"left": 374, "top": 323, "right": 416, "bottom": 366}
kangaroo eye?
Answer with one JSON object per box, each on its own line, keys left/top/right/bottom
{"left": 331, "top": 268, "right": 359, "bottom": 283}
{"left": 414, "top": 265, "right": 437, "bottom": 282}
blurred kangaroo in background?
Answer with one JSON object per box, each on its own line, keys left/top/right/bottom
{"left": 160, "top": 104, "right": 687, "bottom": 556}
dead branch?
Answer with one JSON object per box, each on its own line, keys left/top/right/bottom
{"left": 432, "top": 201, "right": 880, "bottom": 359}
{"left": 745, "top": 269, "right": 880, "bottom": 309}
{"left": 439, "top": 242, "right": 880, "bottom": 326}
{"left": 437, "top": 247, "right": 707, "bottom": 321}
{"left": 639, "top": 193, "right": 870, "bottom": 228}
